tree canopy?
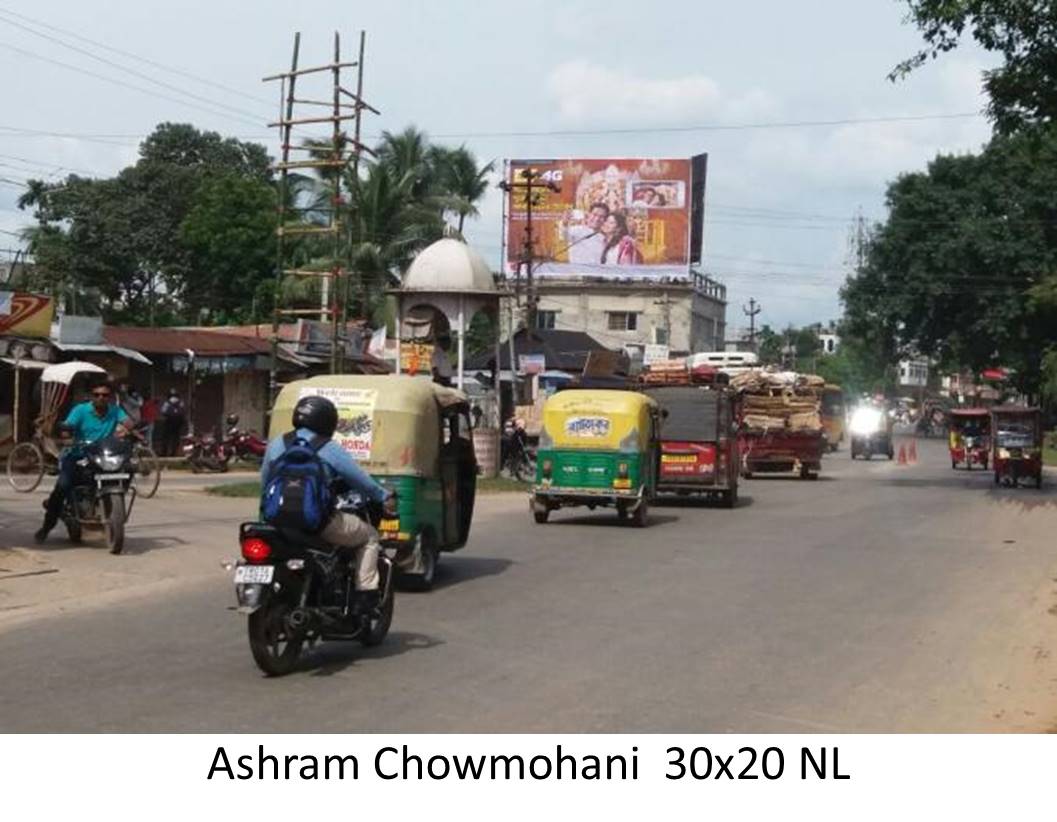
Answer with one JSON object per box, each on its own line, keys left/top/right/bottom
{"left": 16, "top": 122, "right": 496, "bottom": 328}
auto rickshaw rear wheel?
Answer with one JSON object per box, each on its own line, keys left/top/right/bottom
{"left": 533, "top": 508, "right": 550, "bottom": 524}
{"left": 630, "top": 500, "right": 648, "bottom": 527}
{"left": 400, "top": 529, "right": 438, "bottom": 592}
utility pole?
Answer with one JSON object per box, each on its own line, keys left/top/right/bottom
{"left": 498, "top": 168, "right": 560, "bottom": 333}
{"left": 653, "top": 291, "right": 673, "bottom": 347}
{"left": 743, "top": 297, "right": 761, "bottom": 351}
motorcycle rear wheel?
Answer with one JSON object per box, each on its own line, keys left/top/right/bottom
{"left": 360, "top": 587, "right": 395, "bottom": 647}
{"left": 248, "top": 601, "right": 302, "bottom": 676}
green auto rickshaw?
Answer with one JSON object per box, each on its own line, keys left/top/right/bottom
{"left": 531, "top": 388, "right": 660, "bottom": 526}
{"left": 270, "top": 375, "right": 477, "bottom": 590}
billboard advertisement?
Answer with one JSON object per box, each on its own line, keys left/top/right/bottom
{"left": 0, "top": 291, "right": 54, "bottom": 339}
{"left": 504, "top": 157, "right": 706, "bottom": 279}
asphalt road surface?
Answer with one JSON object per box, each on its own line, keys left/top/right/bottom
{"left": 2, "top": 438, "right": 1056, "bottom": 732}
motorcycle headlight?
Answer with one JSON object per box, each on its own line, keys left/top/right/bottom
{"left": 94, "top": 454, "right": 124, "bottom": 472}
{"left": 850, "top": 409, "right": 883, "bottom": 436}
{"left": 997, "top": 448, "right": 1010, "bottom": 459}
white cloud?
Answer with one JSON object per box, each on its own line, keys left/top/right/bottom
{"left": 547, "top": 60, "right": 776, "bottom": 126}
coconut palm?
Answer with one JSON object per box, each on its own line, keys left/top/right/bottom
{"left": 432, "top": 145, "right": 496, "bottom": 234}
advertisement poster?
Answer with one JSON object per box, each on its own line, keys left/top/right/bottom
{"left": 0, "top": 291, "right": 54, "bottom": 338}
{"left": 505, "top": 158, "right": 703, "bottom": 279}
{"left": 297, "top": 386, "right": 377, "bottom": 459}
{"left": 400, "top": 341, "right": 434, "bottom": 376}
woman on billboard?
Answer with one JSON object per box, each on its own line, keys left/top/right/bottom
{"left": 599, "top": 211, "right": 642, "bottom": 266}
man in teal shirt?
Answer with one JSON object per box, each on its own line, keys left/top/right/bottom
{"left": 35, "top": 379, "right": 133, "bottom": 543}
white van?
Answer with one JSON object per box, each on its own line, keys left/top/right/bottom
{"left": 686, "top": 351, "right": 759, "bottom": 374}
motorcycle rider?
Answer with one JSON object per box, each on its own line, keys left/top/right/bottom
{"left": 261, "top": 395, "right": 396, "bottom": 611}
{"left": 35, "top": 378, "right": 134, "bottom": 543}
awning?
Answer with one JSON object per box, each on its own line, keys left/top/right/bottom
{"left": 51, "top": 341, "right": 153, "bottom": 365}
{"left": 0, "top": 357, "right": 48, "bottom": 369}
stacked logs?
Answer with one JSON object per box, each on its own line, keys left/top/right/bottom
{"left": 731, "top": 370, "right": 824, "bottom": 433}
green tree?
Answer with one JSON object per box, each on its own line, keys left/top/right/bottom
{"left": 893, "top": 1, "right": 1057, "bottom": 134}
{"left": 841, "top": 125, "right": 1057, "bottom": 396}
{"left": 180, "top": 173, "right": 277, "bottom": 324}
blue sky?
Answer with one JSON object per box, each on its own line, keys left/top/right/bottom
{"left": 0, "top": 0, "right": 995, "bottom": 330}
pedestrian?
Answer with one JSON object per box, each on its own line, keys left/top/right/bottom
{"left": 118, "top": 382, "right": 143, "bottom": 425}
{"left": 141, "top": 392, "right": 159, "bottom": 448}
{"left": 160, "top": 389, "right": 187, "bottom": 457}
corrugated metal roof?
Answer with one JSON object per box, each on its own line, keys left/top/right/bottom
{"left": 103, "top": 326, "right": 273, "bottom": 356}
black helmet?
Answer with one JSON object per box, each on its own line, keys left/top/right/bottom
{"left": 292, "top": 395, "right": 338, "bottom": 438}
{"left": 225, "top": 413, "right": 239, "bottom": 427}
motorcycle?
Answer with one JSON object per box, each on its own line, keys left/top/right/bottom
{"left": 220, "top": 414, "right": 267, "bottom": 467}
{"left": 62, "top": 437, "right": 137, "bottom": 554}
{"left": 181, "top": 432, "right": 227, "bottom": 473}
{"left": 501, "top": 418, "right": 535, "bottom": 482}
{"left": 232, "top": 491, "right": 396, "bottom": 676}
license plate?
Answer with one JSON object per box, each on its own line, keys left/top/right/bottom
{"left": 234, "top": 565, "right": 274, "bottom": 584}
{"left": 379, "top": 518, "right": 400, "bottom": 533}
{"left": 96, "top": 472, "right": 131, "bottom": 481}
{"left": 662, "top": 454, "right": 696, "bottom": 463}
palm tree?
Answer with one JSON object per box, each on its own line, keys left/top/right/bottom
{"left": 376, "top": 126, "right": 434, "bottom": 197}
{"left": 433, "top": 146, "right": 495, "bottom": 234}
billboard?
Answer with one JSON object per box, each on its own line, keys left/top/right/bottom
{"left": 0, "top": 291, "right": 54, "bottom": 339}
{"left": 504, "top": 157, "right": 706, "bottom": 279}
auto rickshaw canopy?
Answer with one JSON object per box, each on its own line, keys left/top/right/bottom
{"left": 270, "top": 374, "right": 468, "bottom": 476}
{"left": 541, "top": 389, "right": 657, "bottom": 452}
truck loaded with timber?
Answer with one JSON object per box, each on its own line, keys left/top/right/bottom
{"left": 731, "top": 370, "right": 827, "bottom": 480}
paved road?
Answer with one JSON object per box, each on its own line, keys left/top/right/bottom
{"left": 2, "top": 438, "right": 1056, "bottom": 732}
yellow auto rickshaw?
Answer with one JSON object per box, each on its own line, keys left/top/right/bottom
{"left": 531, "top": 388, "right": 660, "bottom": 526}
{"left": 270, "top": 375, "right": 477, "bottom": 590}
{"left": 820, "top": 384, "right": 846, "bottom": 452}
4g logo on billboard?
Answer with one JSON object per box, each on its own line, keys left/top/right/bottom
{"left": 515, "top": 167, "right": 563, "bottom": 184}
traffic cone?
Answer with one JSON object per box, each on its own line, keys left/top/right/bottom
{"left": 898, "top": 443, "right": 908, "bottom": 465}
{"left": 908, "top": 439, "right": 918, "bottom": 463}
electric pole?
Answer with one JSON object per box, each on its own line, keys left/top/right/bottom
{"left": 743, "top": 298, "right": 761, "bottom": 351}
{"left": 499, "top": 168, "right": 560, "bottom": 332}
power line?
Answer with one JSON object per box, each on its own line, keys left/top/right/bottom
{"left": 0, "top": 14, "right": 269, "bottom": 123}
{"left": 0, "top": 5, "right": 275, "bottom": 108}
{"left": 0, "top": 40, "right": 263, "bottom": 128}
{"left": 422, "top": 112, "right": 983, "bottom": 140}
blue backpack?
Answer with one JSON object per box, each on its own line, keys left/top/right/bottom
{"left": 261, "top": 433, "right": 334, "bottom": 533}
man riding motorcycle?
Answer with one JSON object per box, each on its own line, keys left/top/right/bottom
{"left": 35, "top": 378, "right": 134, "bottom": 543}
{"left": 260, "top": 395, "right": 396, "bottom": 612}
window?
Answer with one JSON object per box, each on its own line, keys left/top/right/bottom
{"left": 536, "top": 310, "right": 557, "bottom": 330}
{"left": 607, "top": 311, "right": 638, "bottom": 331}
{"left": 653, "top": 326, "right": 669, "bottom": 345}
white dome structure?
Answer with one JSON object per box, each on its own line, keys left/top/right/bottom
{"left": 392, "top": 238, "right": 506, "bottom": 399}
{"left": 402, "top": 238, "right": 496, "bottom": 294}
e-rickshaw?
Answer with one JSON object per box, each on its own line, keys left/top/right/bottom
{"left": 990, "top": 406, "right": 1042, "bottom": 488}
{"left": 820, "top": 384, "right": 846, "bottom": 452}
{"left": 531, "top": 389, "right": 660, "bottom": 526}
{"left": 644, "top": 385, "right": 739, "bottom": 507}
{"left": 270, "top": 375, "right": 477, "bottom": 590}
{"left": 948, "top": 408, "right": 990, "bottom": 470}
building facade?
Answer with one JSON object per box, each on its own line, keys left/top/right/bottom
{"left": 531, "top": 273, "right": 726, "bottom": 357}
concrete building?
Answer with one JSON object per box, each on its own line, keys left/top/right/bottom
{"left": 531, "top": 272, "right": 726, "bottom": 358}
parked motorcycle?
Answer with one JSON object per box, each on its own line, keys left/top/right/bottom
{"left": 232, "top": 491, "right": 395, "bottom": 676}
{"left": 181, "top": 432, "right": 227, "bottom": 473}
{"left": 62, "top": 437, "right": 137, "bottom": 554}
{"left": 221, "top": 414, "right": 267, "bottom": 467}
{"left": 501, "top": 418, "right": 535, "bottom": 482}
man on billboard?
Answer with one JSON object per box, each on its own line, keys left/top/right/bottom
{"left": 562, "top": 202, "right": 609, "bottom": 265}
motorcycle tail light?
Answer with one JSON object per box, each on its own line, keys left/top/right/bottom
{"left": 617, "top": 462, "right": 629, "bottom": 479}
{"left": 542, "top": 459, "right": 553, "bottom": 478}
{"left": 241, "top": 537, "right": 272, "bottom": 563}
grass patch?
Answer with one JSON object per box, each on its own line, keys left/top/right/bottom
{"left": 203, "top": 476, "right": 529, "bottom": 498}
{"left": 204, "top": 481, "right": 261, "bottom": 498}
{"left": 477, "top": 476, "right": 531, "bottom": 494}
{"left": 1045, "top": 431, "right": 1057, "bottom": 467}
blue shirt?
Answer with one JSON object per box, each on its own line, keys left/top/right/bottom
{"left": 261, "top": 428, "right": 388, "bottom": 504}
{"left": 64, "top": 401, "right": 128, "bottom": 444}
